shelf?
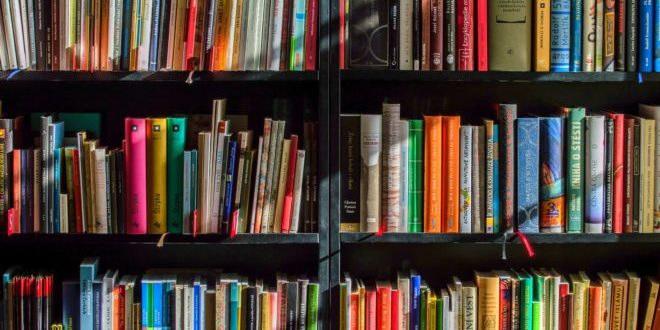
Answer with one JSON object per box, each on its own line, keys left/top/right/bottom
{"left": 0, "top": 70, "right": 319, "bottom": 82}
{"left": 341, "top": 70, "right": 660, "bottom": 83}
{"left": 0, "top": 233, "right": 319, "bottom": 245}
{"left": 341, "top": 233, "right": 660, "bottom": 244}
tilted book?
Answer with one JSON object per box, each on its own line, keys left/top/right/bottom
{"left": 516, "top": 118, "right": 540, "bottom": 233}
{"left": 382, "top": 103, "right": 401, "bottom": 232}
{"left": 360, "top": 115, "right": 382, "bottom": 233}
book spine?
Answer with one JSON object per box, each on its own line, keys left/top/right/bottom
{"left": 595, "top": 0, "right": 604, "bottom": 70}
{"left": 409, "top": 119, "right": 424, "bottom": 233}
{"left": 539, "top": 117, "right": 565, "bottom": 233}
{"left": 148, "top": 0, "right": 161, "bottom": 70}
{"left": 424, "top": 116, "right": 443, "bottom": 233}
{"left": 485, "top": 121, "right": 495, "bottom": 233}
{"left": 444, "top": 0, "right": 456, "bottom": 70}
{"left": 389, "top": 0, "right": 400, "bottom": 69}
{"left": 570, "top": 0, "right": 583, "bottom": 71}
{"left": 421, "top": 0, "right": 431, "bottom": 70}
{"left": 551, "top": 0, "right": 571, "bottom": 72}
{"left": 0, "top": 120, "right": 10, "bottom": 231}
{"left": 399, "top": 120, "right": 409, "bottom": 231}
{"left": 585, "top": 116, "right": 606, "bottom": 233}
{"left": 223, "top": 141, "right": 238, "bottom": 232}
{"left": 535, "top": 0, "right": 550, "bottom": 71}
{"left": 456, "top": 0, "right": 473, "bottom": 70}
{"left": 289, "top": 0, "right": 306, "bottom": 70}
{"left": 307, "top": 283, "right": 319, "bottom": 330}
{"left": 642, "top": 120, "right": 655, "bottom": 232}
{"left": 146, "top": 118, "right": 167, "bottom": 234}
{"left": 516, "top": 118, "right": 540, "bottom": 233}
{"left": 624, "top": 118, "right": 635, "bottom": 232}
{"left": 633, "top": 121, "right": 641, "bottom": 232}
{"left": 604, "top": 0, "right": 615, "bottom": 70}
{"left": 605, "top": 118, "right": 614, "bottom": 233}
{"left": 430, "top": 0, "right": 443, "bottom": 70}
{"left": 303, "top": 0, "right": 317, "bottom": 70}
{"left": 493, "top": 125, "right": 500, "bottom": 233}
{"left": 498, "top": 104, "right": 517, "bottom": 233}
{"left": 626, "top": 0, "right": 637, "bottom": 71}
{"left": 656, "top": 0, "right": 660, "bottom": 71}
{"left": 472, "top": 127, "right": 484, "bottom": 233}
{"left": 566, "top": 108, "right": 586, "bottom": 233}
{"left": 442, "top": 116, "right": 460, "bottom": 233}
{"left": 125, "top": 119, "right": 147, "bottom": 234}
{"left": 610, "top": 114, "right": 625, "bottom": 233}
{"left": 166, "top": 118, "right": 186, "bottom": 234}
{"left": 400, "top": 0, "right": 413, "bottom": 69}
{"left": 360, "top": 115, "right": 382, "bottom": 233}
{"left": 274, "top": 139, "right": 292, "bottom": 233}
{"left": 413, "top": 0, "right": 420, "bottom": 70}
{"left": 475, "top": 0, "right": 486, "bottom": 71}
{"left": 583, "top": 0, "right": 596, "bottom": 71}
{"left": 618, "top": 0, "right": 629, "bottom": 70}
{"left": 476, "top": 275, "right": 500, "bottom": 330}
{"left": 382, "top": 103, "right": 401, "bottom": 232}
{"left": 93, "top": 149, "right": 108, "bottom": 234}
{"left": 499, "top": 279, "right": 511, "bottom": 330}
{"left": 459, "top": 126, "right": 473, "bottom": 233}
{"left": 290, "top": 150, "right": 306, "bottom": 233}
{"left": 639, "top": 0, "right": 653, "bottom": 71}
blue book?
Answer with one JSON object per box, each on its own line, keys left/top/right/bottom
{"left": 93, "top": 276, "right": 103, "bottom": 330}
{"left": 142, "top": 277, "right": 151, "bottom": 329}
{"left": 551, "top": 0, "right": 571, "bottom": 71}
{"left": 62, "top": 281, "right": 80, "bottom": 330}
{"left": 289, "top": 0, "right": 307, "bottom": 70}
{"left": 516, "top": 118, "right": 540, "bottom": 233}
{"left": 153, "top": 279, "right": 163, "bottom": 330}
{"left": 229, "top": 281, "right": 239, "bottom": 330}
{"left": 149, "top": 0, "right": 161, "bottom": 71}
{"left": 48, "top": 122, "right": 64, "bottom": 233}
{"left": 53, "top": 148, "right": 61, "bottom": 233}
{"left": 410, "top": 272, "right": 421, "bottom": 330}
{"left": 121, "top": 0, "right": 133, "bottom": 70}
{"left": 640, "top": 0, "right": 654, "bottom": 72}
{"left": 655, "top": 0, "right": 660, "bottom": 71}
{"left": 493, "top": 125, "right": 500, "bottom": 233}
{"left": 223, "top": 141, "right": 238, "bottom": 230}
{"left": 569, "top": 0, "right": 582, "bottom": 71}
{"left": 80, "top": 258, "right": 99, "bottom": 330}
{"left": 194, "top": 279, "right": 201, "bottom": 330}
{"left": 540, "top": 118, "right": 565, "bottom": 233}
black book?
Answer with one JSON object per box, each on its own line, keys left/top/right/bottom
{"left": 615, "top": 0, "right": 626, "bottom": 71}
{"left": 303, "top": 122, "right": 313, "bottom": 233}
{"left": 120, "top": 0, "right": 134, "bottom": 70}
{"left": 348, "top": 0, "right": 389, "bottom": 68}
{"left": 26, "top": 150, "right": 34, "bottom": 233}
{"left": 20, "top": 150, "right": 27, "bottom": 233}
{"left": 92, "top": 276, "right": 103, "bottom": 330}
{"left": 115, "top": 150, "right": 125, "bottom": 234}
{"left": 310, "top": 122, "right": 318, "bottom": 232}
{"left": 285, "top": 281, "right": 299, "bottom": 330}
{"left": 158, "top": 0, "right": 172, "bottom": 70}
{"left": 105, "top": 156, "right": 112, "bottom": 233}
{"left": 625, "top": 0, "right": 637, "bottom": 72}
{"left": 340, "top": 115, "right": 361, "bottom": 232}
{"left": 247, "top": 286, "right": 257, "bottom": 330}
{"left": 34, "top": 0, "right": 48, "bottom": 70}
{"left": 604, "top": 118, "right": 614, "bottom": 233}
{"left": 389, "top": 0, "right": 400, "bottom": 69}
{"left": 297, "top": 279, "right": 309, "bottom": 330}
{"left": 109, "top": 151, "right": 118, "bottom": 234}
{"left": 413, "top": 0, "right": 420, "bottom": 70}
{"left": 444, "top": 0, "right": 456, "bottom": 70}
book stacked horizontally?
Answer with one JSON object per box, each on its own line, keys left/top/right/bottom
{"left": 340, "top": 102, "right": 660, "bottom": 234}
{"left": 342, "top": 0, "right": 659, "bottom": 72}
{"left": 339, "top": 270, "right": 660, "bottom": 330}
{"left": 0, "top": 0, "right": 318, "bottom": 71}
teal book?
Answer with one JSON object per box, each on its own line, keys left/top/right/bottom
{"left": 566, "top": 108, "right": 586, "bottom": 233}
{"left": 289, "top": 0, "right": 307, "bottom": 70}
{"left": 166, "top": 118, "right": 187, "bottom": 233}
{"left": 408, "top": 119, "right": 424, "bottom": 232}
{"left": 141, "top": 277, "right": 151, "bottom": 329}
{"left": 306, "top": 282, "right": 319, "bottom": 330}
{"left": 514, "top": 270, "right": 533, "bottom": 330}
{"left": 229, "top": 281, "right": 239, "bottom": 330}
{"left": 80, "top": 258, "right": 99, "bottom": 330}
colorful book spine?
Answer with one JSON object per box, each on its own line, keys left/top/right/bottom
{"left": 484, "top": 120, "right": 495, "bottom": 233}
{"left": 550, "top": 0, "right": 571, "bottom": 72}
{"left": 80, "top": 258, "right": 99, "bottom": 330}
{"left": 608, "top": 114, "right": 625, "bottom": 233}
{"left": 585, "top": 116, "right": 606, "bottom": 233}
{"left": 516, "top": 118, "right": 540, "bottom": 233}
{"left": 424, "top": 116, "right": 442, "bottom": 233}
{"left": 476, "top": 0, "right": 487, "bottom": 71}
{"left": 456, "top": 0, "right": 474, "bottom": 70}
{"left": 642, "top": 119, "right": 655, "bottom": 233}
{"left": 444, "top": 0, "right": 456, "bottom": 70}
{"left": 639, "top": 0, "right": 654, "bottom": 71}
{"left": 472, "top": 126, "right": 485, "bottom": 233}
{"left": 638, "top": 105, "right": 660, "bottom": 232}
{"left": 409, "top": 119, "right": 424, "bottom": 233}
{"left": 583, "top": 0, "right": 596, "bottom": 71}
{"left": 147, "top": 118, "right": 167, "bottom": 234}
{"left": 125, "top": 118, "right": 147, "bottom": 234}
{"left": 493, "top": 125, "right": 500, "bottom": 233}
{"left": 442, "top": 116, "right": 460, "bottom": 233}
{"left": 223, "top": 141, "right": 238, "bottom": 230}
{"left": 603, "top": 0, "right": 615, "bottom": 71}
{"left": 497, "top": 104, "right": 517, "bottom": 233}
{"left": 566, "top": 108, "right": 586, "bottom": 233}
{"left": 595, "top": 0, "right": 604, "bottom": 70}
{"left": 382, "top": 103, "right": 401, "bottom": 233}
{"left": 570, "top": 0, "right": 583, "bottom": 71}
{"left": 459, "top": 126, "right": 473, "bottom": 233}
{"left": 166, "top": 117, "right": 186, "bottom": 234}
{"left": 615, "top": 0, "right": 626, "bottom": 71}
{"left": 411, "top": 274, "right": 421, "bottom": 330}
{"left": 540, "top": 117, "right": 565, "bottom": 233}
{"left": 535, "top": 0, "right": 551, "bottom": 71}
{"left": 289, "top": 0, "right": 306, "bottom": 70}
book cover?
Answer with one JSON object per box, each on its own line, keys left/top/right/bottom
{"left": 166, "top": 117, "right": 186, "bottom": 234}
{"left": 472, "top": 126, "right": 485, "bottom": 233}
{"left": 603, "top": 0, "right": 615, "bottom": 70}
{"left": 360, "top": 115, "right": 381, "bottom": 232}
{"left": 550, "top": 0, "right": 570, "bottom": 71}
{"left": 124, "top": 118, "right": 147, "bottom": 234}
{"left": 459, "top": 126, "right": 473, "bottom": 233}
{"left": 534, "top": 0, "right": 550, "bottom": 71}
{"left": 146, "top": 118, "right": 167, "bottom": 234}
{"left": 382, "top": 103, "right": 401, "bottom": 232}
{"left": 442, "top": 116, "right": 460, "bottom": 233}
{"left": 639, "top": 0, "right": 653, "bottom": 71}
{"left": 540, "top": 117, "right": 565, "bottom": 233}
{"left": 408, "top": 119, "right": 424, "bottom": 232}
{"left": 516, "top": 118, "right": 540, "bottom": 233}
{"left": 626, "top": 0, "right": 638, "bottom": 71}
{"left": 444, "top": 0, "right": 456, "bottom": 70}
{"left": 497, "top": 104, "right": 517, "bottom": 233}
{"left": 400, "top": 120, "right": 409, "bottom": 231}
{"left": 585, "top": 116, "right": 606, "bottom": 233}
{"left": 400, "top": 0, "right": 413, "bottom": 69}
{"left": 456, "top": 0, "right": 474, "bottom": 70}
{"left": 566, "top": 108, "right": 586, "bottom": 233}
{"left": 488, "top": 0, "right": 532, "bottom": 71}
{"left": 424, "top": 115, "right": 442, "bottom": 232}
{"left": 595, "top": 0, "right": 604, "bottom": 70}
{"left": 583, "top": 0, "right": 596, "bottom": 71}
{"left": 476, "top": 272, "right": 500, "bottom": 330}
{"left": 348, "top": 0, "right": 389, "bottom": 68}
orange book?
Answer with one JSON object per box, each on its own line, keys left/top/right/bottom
{"left": 376, "top": 282, "right": 391, "bottom": 330}
{"left": 213, "top": 0, "right": 231, "bottom": 70}
{"left": 442, "top": 116, "right": 460, "bottom": 233}
{"left": 350, "top": 292, "right": 359, "bottom": 330}
{"left": 424, "top": 116, "right": 443, "bottom": 232}
{"left": 588, "top": 283, "right": 603, "bottom": 330}
{"left": 99, "top": 0, "right": 110, "bottom": 71}
{"left": 12, "top": 150, "right": 20, "bottom": 234}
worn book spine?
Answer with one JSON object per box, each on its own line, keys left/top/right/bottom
{"left": 550, "top": 0, "right": 570, "bottom": 72}
{"left": 400, "top": 0, "right": 413, "bottom": 69}
{"left": 390, "top": 0, "right": 399, "bottom": 69}
{"left": 484, "top": 120, "right": 495, "bottom": 233}
{"left": 382, "top": 103, "right": 401, "bottom": 232}
{"left": 360, "top": 115, "right": 382, "bottom": 233}
{"left": 459, "top": 126, "right": 473, "bottom": 233}
{"left": 540, "top": 117, "right": 565, "bottom": 233}
{"left": 93, "top": 148, "right": 108, "bottom": 234}
{"left": 424, "top": 116, "right": 442, "bottom": 233}
{"left": 456, "top": 0, "right": 473, "bottom": 70}
{"left": 516, "top": 118, "right": 540, "bottom": 233}
{"left": 614, "top": 0, "right": 625, "bottom": 70}
{"left": 409, "top": 119, "right": 424, "bottom": 232}
{"left": 604, "top": 0, "right": 615, "bottom": 70}
{"left": 535, "top": 0, "right": 550, "bottom": 71}
{"left": 605, "top": 118, "right": 615, "bottom": 232}
{"left": 623, "top": 118, "right": 635, "bottom": 233}
{"left": 639, "top": 0, "right": 653, "bottom": 72}
{"left": 476, "top": 273, "right": 500, "bottom": 330}
{"left": 399, "top": 120, "right": 409, "bottom": 231}
{"left": 585, "top": 116, "right": 606, "bottom": 233}
{"left": 340, "top": 115, "right": 361, "bottom": 232}
{"left": 442, "top": 116, "right": 460, "bottom": 233}
{"left": 566, "top": 108, "right": 586, "bottom": 233}
{"left": 498, "top": 104, "right": 517, "bottom": 233}
{"left": 583, "top": 0, "right": 596, "bottom": 71}
{"left": 638, "top": 105, "right": 660, "bottom": 232}
{"left": 595, "top": 0, "right": 604, "bottom": 70}
{"left": 570, "top": 0, "right": 583, "bottom": 71}
{"left": 472, "top": 126, "right": 485, "bottom": 233}
{"left": 444, "top": 0, "right": 456, "bottom": 70}
{"left": 421, "top": 0, "right": 431, "bottom": 70}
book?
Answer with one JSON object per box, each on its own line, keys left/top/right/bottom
{"left": 456, "top": 0, "right": 473, "bottom": 70}
{"left": 399, "top": 120, "right": 409, "bottom": 231}
{"left": 424, "top": 115, "right": 442, "bottom": 232}
{"left": 626, "top": 0, "right": 638, "bottom": 71}
{"left": 550, "top": 0, "right": 570, "bottom": 72}
{"left": 603, "top": 0, "right": 615, "bottom": 71}
{"left": 80, "top": 257, "right": 99, "bottom": 330}
{"left": 534, "top": 0, "right": 550, "bottom": 71}
{"left": 566, "top": 108, "right": 586, "bottom": 233}
{"left": 583, "top": 0, "right": 596, "bottom": 71}
{"left": 146, "top": 118, "right": 167, "bottom": 234}
{"left": 444, "top": 0, "right": 456, "bottom": 70}
{"left": 340, "top": 115, "right": 361, "bottom": 232}
{"left": 382, "top": 103, "right": 401, "bottom": 232}
{"left": 516, "top": 118, "right": 540, "bottom": 233}
{"left": 585, "top": 116, "right": 605, "bottom": 233}
{"left": 430, "top": 0, "right": 443, "bottom": 70}
{"left": 459, "top": 125, "right": 473, "bottom": 233}
{"left": 497, "top": 104, "right": 517, "bottom": 233}
{"left": 400, "top": 0, "right": 413, "bottom": 69}
{"left": 539, "top": 117, "right": 565, "bottom": 233}
{"left": 442, "top": 116, "right": 460, "bottom": 233}
{"left": 569, "top": 0, "right": 583, "bottom": 71}
{"left": 476, "top": 272, "right": 500, "bottom": 330}
{"left": 607, "top": 113, "right": 625, "bottom": 233}
{"left": 638, "top": 104, "right": 660, "bottom": 232}
{"left": 125, "top": 118, "right": 147, "bottom": 234}
{"left": 360, "top": 115, "right": 381, "bottom": 232}
{"left": 166, "top": 117, "right": 186, "bottom": 233}
{"left": 639, "top": 0, "right": 653, "bottom": 72}
{"left": 472, "top": 126, "right": 485, "bottom": 233}
{"left": 595, "top": 0, "right": 604, "bottom": 71}
{"left": 488, "top": 0, "right": 532, "bottom": 71}
{"left": 483, "top": 120, "right": 496, "bottom": 233}
{"left": 639, "top": 277, "right": 659, "bottom": 330}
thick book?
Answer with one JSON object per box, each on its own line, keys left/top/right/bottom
{"left": 290, "top": 150, "right": 306, "bottom": 233}
{"left": 639, "top": 0, "right": 653, "bottom": 72}
{"left": 459, "top": 126, "right": 473, "bottom": 233}
{"left": 304, "top": 0, "right": 318, "bottom": 70}
{"left": 409, "top": 119, "right": 424, "bottom": 232}
{"left": 456, "top": 0, "right": 473, "bottom": 70}
{"left": 583, "top": 0, "right": 596, "bottom": 71}
{"left": 223, "top": 141, "right": 238, "bottom": 233}
{"left": 273, "top": 139, "right": 291, "bottom": 233}
{"left": 640, "top": 118, "right": 655, "bottom": 233}
{"left": 281, "top": 135, "right": 299, "bottom": 233}
{"left": 444, "top": 0, "right": 456, "bottom": 70}
{"left": 421, "top": 0, "right": 431, "bottom": 70}
{"left": 624, "top": 118, "right": 635, "bottom": 233}
{"left": 539, "top": 117, "right": 565, "bottom": 233}
{"left": 93, "top": 148, "right": 109, "bottom": 234}
{"left": 488, "top": 0, "right": 532, "bottom": 71}
{"left": 534, "top": 0, "right": 550, "bottom": 71}
{"left": 399, "top": 120, "right": 409, "bottom": 231}
{"left": 606, "top": 113, "right": 625, "bottom": 233}
{"left": 566, "top": 108, "right": 586, "bottom": 233}
{"left": 497, "top": 104, "right": 517, "bottom": 233}
{"left": 348, "top": 0, "right": 389, "bottom": 68}
{"left": 516, "top": 118, "right": 540, "bottom": 233}
{"left": 360, "top": 115, "right": 381, "bottom": 233}
{"left": 382, "top": 103, "right": 401, "bottom": 232}
{"left": 476, "top": 0, "right": 487, "bottom": 71}
{"left": 424, "top": 115, "right": 442, "bottom": 232}
{"left": 147, "top": 118, "right": 167, "bottom": 234}
{"left": 476, "top": 272, "right": 500, "bottom": 330}
{"left": 166, "top": 118, "right": 186, "bottom": 234}
{"left": 124, "top": 118, "right": 147, "bottom": 234}
{"left": 585, "top": 116, "right": 606, "bottom": 233}
{"left": 442, "top": 116, "right": 460, "bottom": 233}
{"left": 80, "top": 258, "right": 99, "bottom": 330}
{"left": 638, "top": 104, "right": 660, "bottom": 233}
{"left": 483, "top": 120, "right": 496, "bottom": 233}
{"left": 639, "top": 277, "right": 659, "bottom": 330}
{"left": 550, "top": 0, "right": 570, "bottom": 71}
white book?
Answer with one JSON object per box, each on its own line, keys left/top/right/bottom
{"left": 638, "top": 104, "right": 660, "bottom": 233}
{"left": 250, "top": 137, "right": 264, "bottom": 233}
{"left": 258, "top": 0, "right": 271, "bottom": 69}
{"left": 20, "top": 0, "right": 32, "bottom": 67}
{"left": 399, "top": 0, "right": 413, "bottom": 70}
{"left": 582, "top": 0, "right": 596, "bottom": 71}
{"left": 1, "top": 0, "right": 17, "bottom": 68}
{"left": 266, "top": 0, "right": 284, "bottom": 70}
{"left": 111, "top": 0, "right": 124, "bottom": 69}
{"left": 440, "top": 289, "right": 451, "bottom": 330}
{"left": 9, "top": 0, "right": 27, "bottom": 68}
{"left": 641, "top": 118, "right": 656, "bottom": 233}
{"left": 93, "top": 148, "right": 109, "bottom": 234}
{"left": 585, "top": 116, "right": 605, "bottom": 233}
{"left": 226, "top": 0, "right": 240, "bottom": 68}
{"left": 382, "top": 103, "right": 401, "bottom": 232}
{"left": 244, "top": 0, "right": 263, "bottom": 70}
{"left": 360, "top": 114, "right": 382, "bottom": 233}
{"left": 594, "top": 0, "right": 603, "bottom": 71}
{"left": 256, "top": 119, "right": 273, "bottom": 233}
{"left": 446, "top": 286, "right": 458, "bottom": 330}
{"left": 459, "top": 126, "right": 473, "bottom": 233}
{"left": 399, "top": 120, "right": 409, "bottom": 232}
{"left": 290, "top": 150, "right": 305, "bottom": 233}
{"left": 138, "top": 0, "right": 154, "bottom": 71}
{"left": 397, "top": 273, "right": 410, "bottom": 330}
{"left": 0, "top": 9, "right": 9, "bottom": 70}
{"left": 107, "top": 0, "right": 117, "bottom": 70}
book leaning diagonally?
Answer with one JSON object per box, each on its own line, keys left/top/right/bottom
{"left": 289, "top": 150, "right": 306, "bottom": 233}
{"left": 360, "top": 115, "right": 381, "bottom": 233}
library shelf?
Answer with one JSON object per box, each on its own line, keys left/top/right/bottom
{"left": 340, "top": 232, "right": 660, "bottom": 244}
{"left": 0, "top": 233, "right": 319, "bottom": 245}
{"left": 0, "top": 70, "right": 319, "bottom": 82}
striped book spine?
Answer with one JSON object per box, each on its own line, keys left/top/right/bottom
{"left": 550, "top": 0, "right": 571, "bottom": 72}
{"left": 382, "top": 103, "right": 401, "bottom": 232}
{"left": 409, "top": 120, "right": 424, "bottom": 233}
{"left": 585, "top": 116, "right": 606, "bottom": 233}
{"left": 540, "top": 117, "right": 565, "bottom": 233}
{"left": 516, "top": 118, "right": 540, "bottom": 233}
{"left": 570, "top": 0, "right": 582, "bottom": 71}
{"left": 459, "top": 126, "right": 473, "bottom": 233}
{"left": 497, "top": 104, "right": 517, "bottom": 233}
{"left": 566, "top": 108, "right": 586, "bottom": 233}
{"left": 484, "top": 120, "right": 496, "bottom": 233}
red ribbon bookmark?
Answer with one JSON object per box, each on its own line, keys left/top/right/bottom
{"left": 192, "top": 209, "right": 198, "bottom": 238}
{"left": 375, "top": 217, "right": 385, "bottom": 237}
{"left": 514, "top": 230, "right": 535, "bottom": 258}
{"left": 229, "top": 210, "right": 239, "bottom": 239}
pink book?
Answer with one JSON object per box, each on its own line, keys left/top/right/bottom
{"left": 125, "top": 118, "right": 147, "bottom": 234}
{"left": 280, "top": 135, "right": 299, "bottom": 233}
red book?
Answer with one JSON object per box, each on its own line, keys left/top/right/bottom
{"left": 623, "top": 118, "right": 635, "bottom": 233}
{"left": 72, "top": 149, "right": 83, "bottom": 233}
{"left": 115, "top": 285, "right": 126, "bottom": 330}
{"left": 652, "top": 294, "right": 660, "bottom": 330}
{"left": 456, "top": 0, "right": 474, "bottom": 71}
{"left": 376, "top": 283, "right": 391, "bottom": 330}
{"left": 184, "top": 0, "right": 198, "bottom": 70}
{"left": 366, "top": 289, "right": 377, "bottom": 330}
{"left": 390, "top": 289, "right": 399, "bottom": 329}
{"left": 12, "top": 150, "right": 20, "bottom": 234}
{"left": 476, "top": 0, "right": 487, "bottom": 71}
{"left": 499, "top": 277, "right": 511, "bottom": 330}
{"left": 608, "top": 113, "right": 625, "bottom": 233}
{"left": 559, "top": 281, "right": 570, "bottom": 330}
{"left": 124, "top": 118, "right": 147, "bottom": 234}
{"left": 281, "top": 135, "right": 299, "bottom": 233}
{"left": 350, "top": 292, "right": 359, "bottom": 330}
{"left": 339, "top": 0, "right": 345, "bottom": 69}
{"left": 304, "top": 0, "right": 318, "bottom": 70}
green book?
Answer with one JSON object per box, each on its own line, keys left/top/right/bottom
{"left": 532, "top": 301, "right": 542, "bottom": 330}
{"left": 437, "top": 294, "right": 443, "bottom": 330}
{"left": 420, "top": 287, "right": 428, "bottom": 330}
{"left": 307, "top": 282, "right": 319, "bottom": 330}
{"left": 514, "top": 270, "right": 534, "bottom": 330}
{"left": 166, "top": 117, "right": 187, "bottom": 233}
{"left": 238, "top": 150, "right": 255, "bottom": 233}
{"left": 408, "top": 119, "right": 424, "bottom": 232}
{"left": 532, "top": 271, "right": 548, "bottom": 330}
{"left": 566, "top": 107, "right": 586, "bottom": 233}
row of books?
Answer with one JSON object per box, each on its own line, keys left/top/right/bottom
{"left": 1, "top": 270, "right": 53, "bottom": 330}
{"left": 341, "top": 0, "right": 660, "bottom": 72}
{"left": 340, "top": 102, "right": 660, "bottom": 234}
{"left": 0, "top": 0, "right": 318, "bottom": 71}
{"left": 339, "top": 270, "right": 660, "bottom": 330}
{"left": 0, "top": 99, "right": 320, "bottom": 234}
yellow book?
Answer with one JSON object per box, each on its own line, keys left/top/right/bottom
{"left": 534, "top": 0, "right": 550, "bottom": 72}
{"left": 358, "top": 280, "right": 366, "bottom": 330}
{"left": 625, "top": 272, "right": 641, "bottom": 330}
{"left": 261, "top": 292, "right": 270, "bottom": 329}
{"left": 476, "top": 272, "right": 499, "bottom": 330}
{"left": 273, "top": 139, "right": 291, "bottom": 233}
{"left": 609, "top": 273, "right": 629, "bottom": 330}
{"left": 569, "top": 274, "right": 586, "bottom": 330}
{"left": 172, "top": 0, "right": 187, "bottom": 70}
{"left": 147, "top": 118, "right": 168, "bottom": 234}
{"left": 129, "top": 0, "right": 140, "bottom": 70}
{"left": 640, "top": 277, "right": 659, "bottom": 330}
{"left": 83, "top": 140, "right": 98, "bottom": 232}
{"left": 642, "top": 119, "right": 656, "bottom": 233}
{"left": 429, "top": 293, "right": 437, "bottom": 330}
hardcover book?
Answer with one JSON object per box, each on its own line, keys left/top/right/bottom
{"left": 166, "top": 117, "right": 186, "bottom": 234}
{"left": 497, "top": 104, "right": 517, "bottom": 233}
{"left": 534, "top": 0, "right": 550, "bottom": 71}
{"left": 349, "top": 0, "right": 389, "bottom": 68}
{"left": 146, "top": 118, "right": 167, "bottom": 234}
{"left": 566, "top": 108, "right": 586, "bottom": 233}
{"left": 456, "top": 0, "right": 473, "bottom": 70}
{"left": 550, "top": 0, "right": 570, "bottom": 72}
{"left": 408, "top": 120, "right": 424, "bottom": 233}
{"left": 399, "top": 120, "right": 409, "bottom": 231}
{"left": 360, "top": 115, "right": 382, "bottom": 232}
{"left": 585, "top": 116, "right": 605, "bottom": 233}
{"left": 570, "top": 0, "right": 583, "bottom": 71}
{"left": 516, "top": 118, "right": 540, "bottom": 233}
{"left": 638, "top": 104, "right": 660, "bottom": 232}
{"left": 540, "top": 117, "right": 565, "bottom": 233}
{"left": 459, "top": 126, "right": 473, "bottom": 233}
{"left": 382, "top": 103, "right": 401, "bottom": 232}
{"left": 124, "top": 118, "right": 147, "bottom": 234}
{"left": 442, "top": 116, "right": 460, "bottom": 233}
{"left": 488, "top": 0, "right": 532, "bottom": 71}
{"left": 639, "top": 0, "right": 653, "bottom": 72}
{"left": 424, "top": 116, "right": 442, "bottom": 232}
{"left": 340, "top": 115, "right": 361, "bottom": 232}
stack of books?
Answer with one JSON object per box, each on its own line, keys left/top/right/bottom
{"left": 0, "top": 0, "right": 318, "bottom": 71}
{"left": 339, "top": 270, "right": 660, "bottom": 330}
{"left": 1, "top": 268, "right": 54, "bottom": 330}
{"left": 341, "top": 0, "right": 659, "bottom": 72}
{"left": 340, "top": 102, "right": 660, "bottom": 234}
{"left": 0, "top": 98, "right": 319, "bottom": 235}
